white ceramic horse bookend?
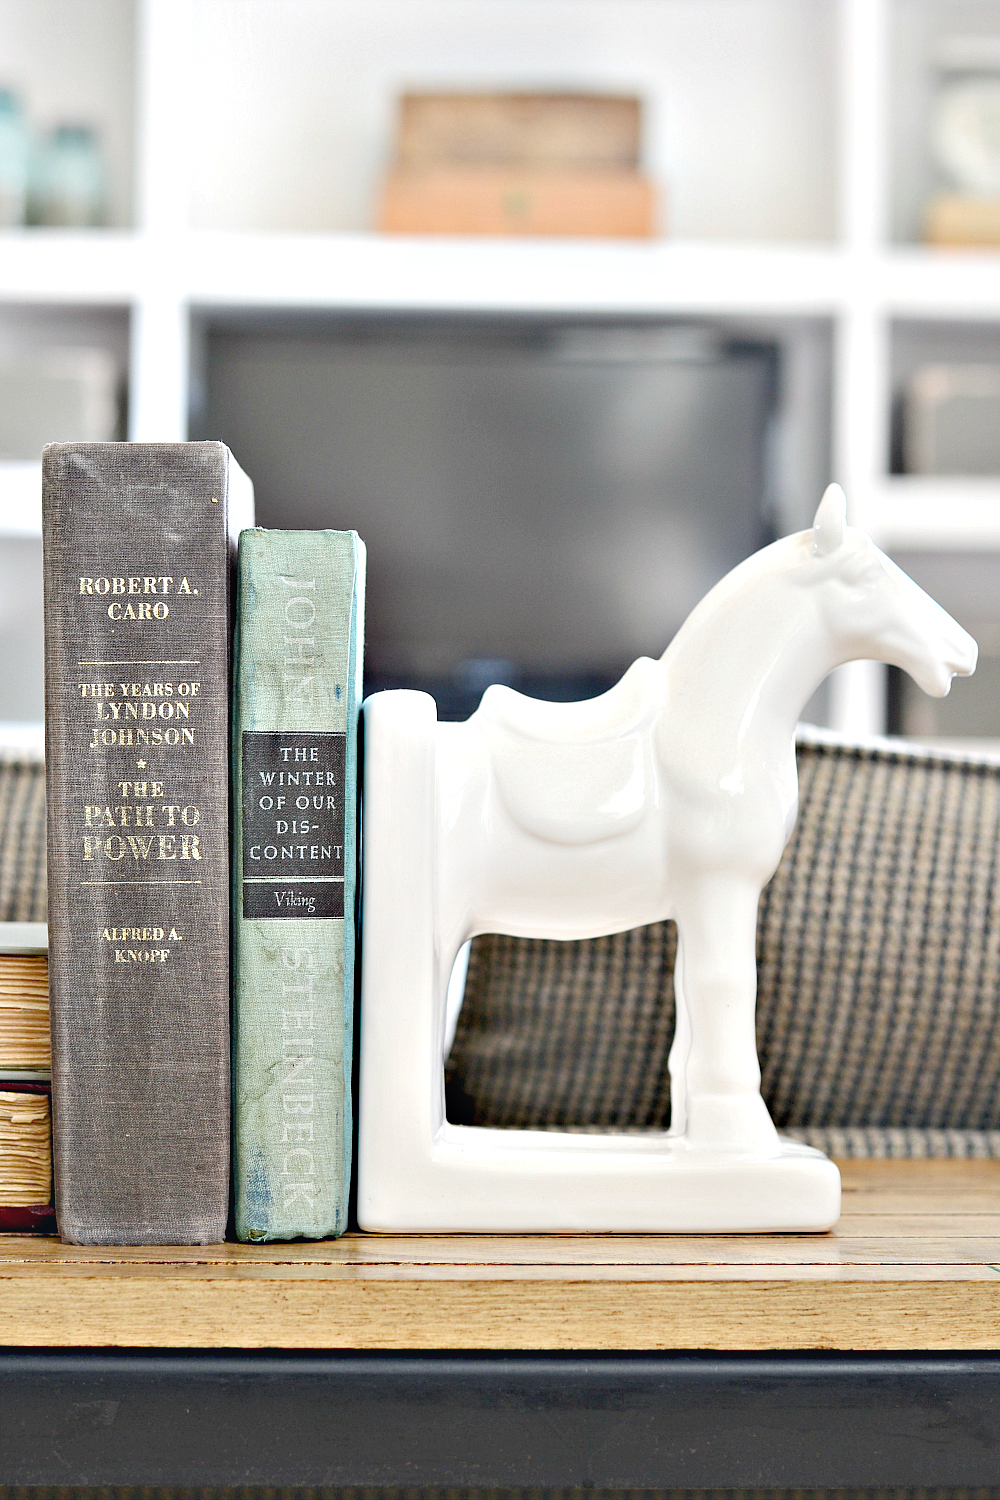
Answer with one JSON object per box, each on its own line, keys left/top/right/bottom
{"left": 358, "top": 485, "right": 977, "bottom": 1233}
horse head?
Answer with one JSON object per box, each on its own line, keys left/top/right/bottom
{"left": 809, "top": 484, "right": 977, "bottom": 697}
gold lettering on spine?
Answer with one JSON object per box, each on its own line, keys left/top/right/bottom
{"left": 80, "top": 800, "right": 205, "bottom": 860}
{"left": 77, "top": 575, "right": 199, "bottom": 619}
{"left": 85, "top": 683, "right": 202, "bottom": 751}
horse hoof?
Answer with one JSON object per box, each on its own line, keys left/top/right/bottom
{"left": 685, "top": 1092, "right": 780, "bottom": 1151}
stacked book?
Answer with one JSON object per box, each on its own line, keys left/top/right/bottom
{"left": 17, "top": 441, "right": 366, "bottom": 1245}
{"left": 0, "top": 922, "right": 54, "bottom": 1231}
{"left": 378, "top": 91, "right": 656, "bottom": 237}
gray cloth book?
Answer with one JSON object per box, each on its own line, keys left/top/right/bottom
{"left": 43, "top": 442, "right": 254, "bottom": 1244}
{"left": 232, "top": 529, "right": 365, "bottom": 1241}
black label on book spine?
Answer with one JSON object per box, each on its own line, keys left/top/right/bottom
{"left": 242, "top": 880, "right": 344, "bottom": 920}
{"left": 242, "top": 730, "right": 345, "bottom": 920}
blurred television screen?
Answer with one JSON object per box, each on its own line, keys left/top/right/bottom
{"left": 197, "top": 318, "right": 778, "bottom": 718}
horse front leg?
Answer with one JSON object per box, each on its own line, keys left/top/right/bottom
{"left": 673, "top": 872, "right": 778, "bottom": 1150}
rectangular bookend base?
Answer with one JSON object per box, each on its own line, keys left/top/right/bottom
{"left": 360, "top": 1131, "right": 841, "bottom": 1234}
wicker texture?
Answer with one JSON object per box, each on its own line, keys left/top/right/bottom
{"left": 446, "top": 738, "right": 1000, "bottom": 1157}
{"left": 0, "top": 755, "right": 46, "bottom": 923}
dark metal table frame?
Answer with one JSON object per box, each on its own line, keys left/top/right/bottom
{"left": 1, "top": 1351, "right": 999, "bottom": 1489}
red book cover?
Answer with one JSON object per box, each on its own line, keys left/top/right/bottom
{"left": 0, "top": 1079, "right": 55, "bottom": 1232}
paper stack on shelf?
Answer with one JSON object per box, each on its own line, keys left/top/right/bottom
{"left": 0, "top": 946, "right": 49, "bottom": 1069}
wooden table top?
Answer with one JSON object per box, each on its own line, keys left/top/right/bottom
{"left": 1, "top": 1160, "right": 997, "bottom": 1349}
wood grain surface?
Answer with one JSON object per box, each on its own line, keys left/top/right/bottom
{"left": 1, "top": 1161, "right": 997, "bottom": 1349}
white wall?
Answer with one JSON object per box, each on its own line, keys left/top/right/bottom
{"left": 189, "top": 0, "right": 838, "bottom": 241}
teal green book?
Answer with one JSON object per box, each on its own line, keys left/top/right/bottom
{"left": 232, "top": 529, "right": 366, "bottom": 1241}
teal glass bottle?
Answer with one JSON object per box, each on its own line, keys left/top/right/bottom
{"left": 31, "top": 123, "right": 105, "bottom": 227}
{"left": 0, "top": 90, "right": 29, "bottom": 227}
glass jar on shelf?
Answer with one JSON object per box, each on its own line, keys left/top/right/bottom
{"left": 30, "top": 123, "right": 105, "bottom": 228}
{"left": 0, "top": 89, "right": 30, "bottom": 227}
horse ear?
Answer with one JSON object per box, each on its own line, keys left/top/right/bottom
{"left": 812, "top": 483, "right": 847, "bottom": 555}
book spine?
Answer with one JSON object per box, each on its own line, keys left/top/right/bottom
{"left": 43, "top": 441, "right": 245, "bottom": 1245}
{"left": 232, "top": 529, "right": 365, "bottom": 1241}
{"left": 0, "top": 1205, "right": 57, "bottom": 1232}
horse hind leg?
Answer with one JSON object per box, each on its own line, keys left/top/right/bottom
{"left": 673, "top": 873, "right": 779, "bottom": 1150}
{"left": 666, "top": 929, "right": 689, "bottom": 1136}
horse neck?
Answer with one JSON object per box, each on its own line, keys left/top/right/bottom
{"left": 661, "top": 536, "right": 840, "bottom": 749}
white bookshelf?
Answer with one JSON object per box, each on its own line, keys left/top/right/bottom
{"left": 873, "top": 476, "right": 1000, "bottom": 550}
{"left": 0, "top": 0, "right": 998, "bottom": 735}
{"left": 0, "top": 462, "right": 41, "bottom": 535}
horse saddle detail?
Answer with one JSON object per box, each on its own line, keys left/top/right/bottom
{"left": 474, "top": 661, "right": 660, "bottom": 845}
